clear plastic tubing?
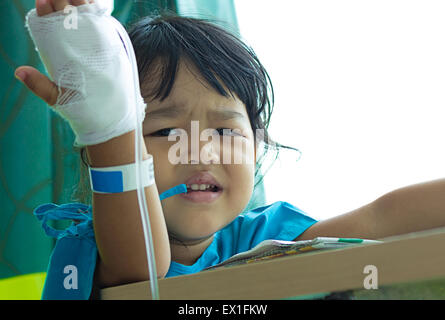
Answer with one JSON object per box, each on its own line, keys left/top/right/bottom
{"left": 112, "top": 19, "right": 160, "bottom": 300}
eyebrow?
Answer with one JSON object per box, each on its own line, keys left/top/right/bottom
{"left": 146, "top": 104, "right": 247, "bottom": 121}
{"left": 146, "top": 104, "right": 186, "bottom": 119}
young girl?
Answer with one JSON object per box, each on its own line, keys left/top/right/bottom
{"left": 16, "top": 0, "right": 445, "bottom": 300}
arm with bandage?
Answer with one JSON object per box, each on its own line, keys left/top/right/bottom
{"left": 16, "top": 0, "right": 170, "bottom": 288}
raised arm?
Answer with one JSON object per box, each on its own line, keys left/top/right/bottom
{"left": 296, "top": 178, "right": 445, "bottom": 241}
{"left": 86, "top": 131, "right": 171, "bottom": 288}
{"left": 18, "top": 0, "right": 171, "bottom": 288}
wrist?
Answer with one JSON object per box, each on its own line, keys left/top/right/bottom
{"left": 86, "top": 130, "right": 149, "bottom": 167}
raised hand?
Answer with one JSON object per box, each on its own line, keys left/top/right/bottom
{"left": 17, "top": 0, "right": 145, "bottom": 148}
{"left": 15, "top": 0, "right": 95, "bottom": 106}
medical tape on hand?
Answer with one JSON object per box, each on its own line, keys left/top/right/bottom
{"left": 25, "top": 2, "right": 146, "bottom": 147}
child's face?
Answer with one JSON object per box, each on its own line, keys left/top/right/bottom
{"left": 142, "top": 60, "right": 257, "bottom": 243}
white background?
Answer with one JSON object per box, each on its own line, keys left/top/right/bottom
{"left": 235, "top": 0, "right": 445, "bottom": 220}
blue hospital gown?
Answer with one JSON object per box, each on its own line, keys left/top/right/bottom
{"left": 33, "top": 200, "right": 317, "bottom": 299}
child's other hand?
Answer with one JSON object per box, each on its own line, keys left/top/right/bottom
{"left": 14, "top": 0, "right": 94, "bottom": 106}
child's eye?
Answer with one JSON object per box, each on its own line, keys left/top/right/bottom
{"left": 216, "top": 128, "right": 243, "bottom": 136}
{"left": 149, "top": 128, "right": 180, "bottom": 137}
{"left": 146, "top": 128, "right": 243, "bottom": 137}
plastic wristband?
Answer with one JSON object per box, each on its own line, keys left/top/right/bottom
{"left": 89, "top": 155, "right": 154, "bottom": 194}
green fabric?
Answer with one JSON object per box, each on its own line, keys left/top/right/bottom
{"left": 175, "top": 0, "right": 240, "bottom": 36}
{"left": 113, "top": 0, "right": 177, "bottom": 27}
{"left": 0, "top": 0, "right": 264, "bottom": 281}
{"left": 0, "top": 0, "right": 56, "bottom": 280}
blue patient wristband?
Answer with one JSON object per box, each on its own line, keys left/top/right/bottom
{"left": 88, "top": 156, "right": 154, "bottom": 193}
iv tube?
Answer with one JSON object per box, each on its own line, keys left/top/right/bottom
{"left": 112, "top": 19, "right": 160, "bottom": 300}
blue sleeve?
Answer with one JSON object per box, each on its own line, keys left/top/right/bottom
{"left": 33, "top": 203, "right": 97, "bottom": 300}
{"left": 32, "top": 188, "right": 183, "bottom": 298}
{"left": 219, "top": 201, "right": 318, "bottom": 257}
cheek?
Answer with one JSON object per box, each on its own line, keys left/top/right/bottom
{"left": 218, "top": 135, "right": 256, "bottom": 165}
{"left": 225, "top": 136, "right": 256, "bottom": 190}
{"left": 218, "top": 135, "right": 256, "bottom": 198}
{"left": 230, "top": 163, "right": 255, "bottom": 190}
{"left": 224, "top": 163, "right": 256, "bottom": 216}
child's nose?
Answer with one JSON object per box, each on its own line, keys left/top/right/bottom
{"left": 188, "top": 133, "right": 221, "bottom": 165}
{"left": 199, "top": 141, "right": 220, "bottom": 165}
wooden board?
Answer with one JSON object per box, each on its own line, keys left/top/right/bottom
{"left": 99, "top": 227, "right": 445, "bottom": 300}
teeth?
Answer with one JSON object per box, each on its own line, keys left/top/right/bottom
{"left": 189, "top": 184, "right": 214, "bottom": 191}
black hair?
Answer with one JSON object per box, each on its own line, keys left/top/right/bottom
{"left": 73, "top": 13, "right": 300, "bottom": 206}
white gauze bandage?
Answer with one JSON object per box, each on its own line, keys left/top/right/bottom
{"left": 25, "top": 2, "right": 146, "bottom": 147}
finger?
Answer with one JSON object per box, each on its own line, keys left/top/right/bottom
{"left": 15, "top": 66, "right": 64, "bottom": 106}
{"left": 70, "top": 0, "right": 87, "bottom": 5}
{"left": 51, "top": 0, "right": 70, "bottom": 11}
{"left": 36, "top": 0, "right": 54, "bottom": 16}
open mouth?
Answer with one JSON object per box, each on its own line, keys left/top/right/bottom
{"left": 186, "top": 184, "right": 222, "bottom": 193}
{"left": 180, "top": 183, "right": 223, "bottom": 203}
{"left": 181, "top": 172, "right": 223, "bottom": 203}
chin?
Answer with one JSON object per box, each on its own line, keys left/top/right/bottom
{"left": 169, "top": 214, "right": 228, "bottom": 240}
